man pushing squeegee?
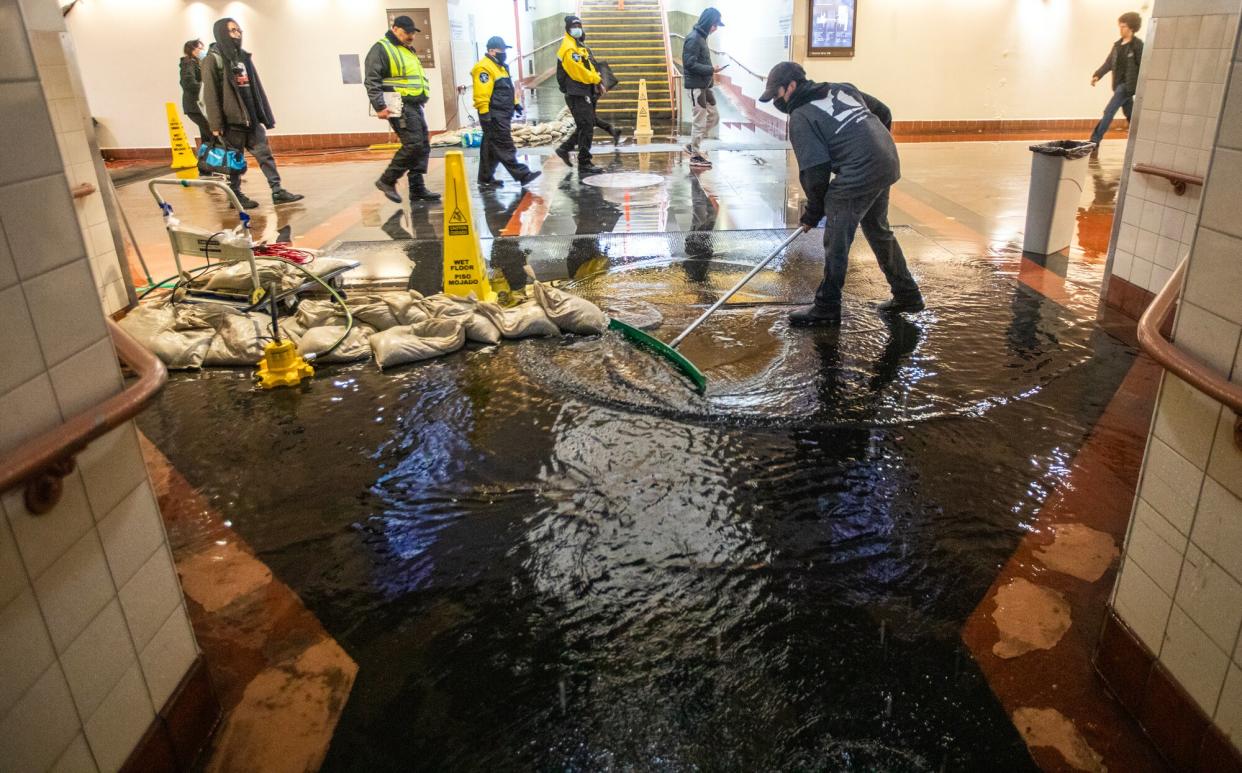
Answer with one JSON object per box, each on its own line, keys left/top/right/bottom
{"left": 610, "top": 62, "right": 925, "bottom": 392}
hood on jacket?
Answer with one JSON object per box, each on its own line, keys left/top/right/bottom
{"left": 564, "top": 15, "right": 585, "bottom": 42}
{"left": 784, "top": 79, "right": 830, "bottom": 113}
{"left": 693, "top": 8, "right": 723, "bottom": 34}
{"left": 212, "top": 18, "right": 244, "bottom": 62}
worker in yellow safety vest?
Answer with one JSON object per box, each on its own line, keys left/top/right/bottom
{"left": 365, "top": 15, "right": 441, "bottom": 203}
{"left": 472, "top": 36, "right": 541, "bottom": 189}
{"left": 554, "top": 15, "right": 607, "bottom": 177}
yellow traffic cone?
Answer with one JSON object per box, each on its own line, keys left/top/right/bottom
{"left": 635, "top": 79, "right": 654, "bottom": 141}
{"left": 442, "top": 151, "right": 496, "bottom": 302}
{"left": 165, "top": 103, "right": 198, "bottom": 180}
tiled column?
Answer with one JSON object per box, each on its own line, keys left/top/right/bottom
{"left": 1103, "top": 11, "right": 1242, "bottom": 768}
{"left": 1105, "top": 1, "right": 1241, "bottom": 319}
{"left": 1, "top": 0, "right": 202, "bottom": 771}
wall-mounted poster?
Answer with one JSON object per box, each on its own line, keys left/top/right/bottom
{"left": 386, "top": 8, "right": 436, "bottom": 68}
{"left": 807, "top": 0, "right": 856, "bottom": 58}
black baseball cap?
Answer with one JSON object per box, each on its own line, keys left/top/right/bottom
{"left": 565, "top": 15, "right": 582, "bottom": 28}
{"left": 486, "top": 36, "right": 512, "bottom": 50}
{"left": 392, "top": 15, "right": 420, "bottom": 33}
{"left": 759, "top": 62, "right": 807, "bottom": 102}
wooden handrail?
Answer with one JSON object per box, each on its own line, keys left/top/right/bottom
{"left": 0, "top": 318, "right": 167, "bottom": 514}
{"left": 1132, "top": 164, "right": 1204, "bottom": 196}
{"left": 1138, "top": 259, "right": 1242, "bottom": 449}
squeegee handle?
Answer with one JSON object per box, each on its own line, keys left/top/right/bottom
{"left": 669, "top": 228, "right": 806, "bottom": 350}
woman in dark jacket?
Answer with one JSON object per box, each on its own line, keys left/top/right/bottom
{"left": 179, "top": 39, "right": 210, "bottom": 142}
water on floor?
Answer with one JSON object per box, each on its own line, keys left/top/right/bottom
{"left": 131, "top": 140, "right": 1133, "bottom": 770}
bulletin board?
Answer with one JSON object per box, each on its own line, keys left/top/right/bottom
{"left": 807, "top": 0, "right": 857, "bottom": 58}
{"left": 386, "top": 8, "right": 436, "bottom": 68}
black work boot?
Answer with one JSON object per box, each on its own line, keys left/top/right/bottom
{"left": 520, "top": 171, "right": 542, "bottom": 186}
{"left": 611, "top": 127, "right": 623, "bottom": 145}
{"left": 231, "top": 190, "right": 260, "bottom": 210}
{"left": 409, "top": 176, "right": 441, "bottom": 201}
{"left": 272, "top": 188, "right": 304, "bottom": 205}
{"left": 555, "top": 147, "right": 573, "bottom": 166}
{"left": 876, "top": 294, "right": 926, "bottom": 314}
{"left": 788, "top": 304, "right": 842, "bottom": 327}
{"left": 579, "top": 162, "right": 605, "bottom": 177}
{"left": 375, "top": 178, "right": 402, "bottom": 203}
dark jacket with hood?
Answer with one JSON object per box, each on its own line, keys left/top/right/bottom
{"left": 682, "top": 8, "right": 721, "bottom": 90}
{"left": 1093, "top": 36, "right": 1144, "bottom": 95}
{"left": 201, "top": 18, "right": 276, "bottom": 133}
{"left": 179, "top": 56, "right": 202, "bottom": 114}
{"left": 782, "top": 79, "right": 897, "bottom": 227}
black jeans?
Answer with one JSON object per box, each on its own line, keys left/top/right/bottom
{"left": 558, "top": 94, "right": 597, "bottom": 163}
{"left": 185, "top": 108, "right": 211, "bottom": 143}
{"left": 479, "top": 112, "right": 532, "bottom": 183}
{"left": 223, "top": 123, "right": 281, "bottom": 193}
{"left": 381, "top": 102, "right": 430, "bottom": 186}
{"left": 815, "top": 187, "right": 921, "bottom": 310}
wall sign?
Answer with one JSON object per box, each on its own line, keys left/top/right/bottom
{"left": 386, "top": 8, "right": 436, "bottom": 68}
{"left": 807, "top": 0, "right": 856, "bottom": 58}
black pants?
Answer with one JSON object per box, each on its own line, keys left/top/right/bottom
{"left": 815, "top": 187, "right": 921, "bottom": 310}
{"left": 478, "top": 112, "right": 532, "bottom": 183}
{"left": 558, "top": 94, "right": 597, "bottom": 163}
{"left": 184, "top": 108, "right": 211, "bottom": 143}
{"left": 381, "top": 102, "right": 430, "bottom": 188}
{"left": 223, "top": 123, "right": 282, "bottom": 193}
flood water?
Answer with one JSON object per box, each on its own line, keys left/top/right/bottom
{"left": 138, "top": 228, "right": 1133, "bottom": 771}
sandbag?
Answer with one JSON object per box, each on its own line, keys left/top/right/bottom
{"left": 118, "top": 303, "right": 214, "bottom": 370}
{"left": 203, "top": 311, "right": 269, "bottom": 366}
{"left": 477, "top": 299, "right": 560, "bottom": 339}
{"left": 346, "top": 294, "right": 404, "bottom": 331}
{"left": 200, "top": 260, "right": 292, "bottom": 293}
{"left": 293, "top": 299, "right": 349, "bottom": 331}
{"left": 418, "top": 293, "right": 502, "bottom": 344}
{"left": 297, "top": 323, "right": 375, "bottom": 363}
{"left": 369, "top": 318, "right": 467, "bottom": 370}
{"left": 529, "top": 277, "right": 608, "bottom": 335}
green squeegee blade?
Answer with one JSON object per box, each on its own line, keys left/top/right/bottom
{"left": 608, "top": 318, "right": 708, "bottom": 394}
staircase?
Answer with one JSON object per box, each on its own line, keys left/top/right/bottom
{"left": 579, "top": 0, "right": 674, "bottom": 128}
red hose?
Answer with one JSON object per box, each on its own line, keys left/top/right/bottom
{"left": 254, "top": 243, "right": 315, "bottom": 265}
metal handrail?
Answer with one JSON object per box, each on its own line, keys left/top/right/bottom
{"left": 1137, "top": 259, "right": 1242, "bottom": 446}
{"left": 669, "top": 32, "right": 766, "bottom": 80}
{"left": 0, "top": 318, "right": 168, "bottom": 514}
{"left": 1133, "top": 164, "right": 1205, "bottom": 196}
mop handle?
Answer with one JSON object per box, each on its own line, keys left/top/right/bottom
{"left": 669, "top": 228, "right": 807, "bottom": 350}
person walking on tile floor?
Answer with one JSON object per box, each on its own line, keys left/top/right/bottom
{"left": 682, "top": 7, "right": 726, "bottom": 168}
{"left": 759, "top": 62, "right": 924, "bottom": 326}
{"left": 367, "top": 15, "right": 442, "bottom": 204}
{"left": 1089, "top": 12, "right": 1144, "bottom": 151}
{"left": 201, "top": 18, "right": 304, "bottom": 209}
{"left": 472, "top": 36, "right": 541, "bottom": 189}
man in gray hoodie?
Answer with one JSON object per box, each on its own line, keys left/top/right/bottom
{"left": 681, "top": 8, "right": 725, "bottom": 168}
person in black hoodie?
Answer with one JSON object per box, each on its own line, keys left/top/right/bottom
{"left": 1089, "top": 12, "right": 1144, "bottom": 148}
{"left": 759, "top": 62, "right": 923, "bottom": 326}
{"left": 200, "top": 18, "right": 303, "bottom": 209}
{"left": 681, "top": 8, "right": 725, "bottom": 168}
{"left": 178, "top": 40, "right": 210, "bottom": 143}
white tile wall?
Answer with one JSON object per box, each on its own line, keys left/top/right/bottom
{"left": 0, "top": 1, "right": 200, "bottom": 769}
{"left": 1113, "top": 8, "right": 1242, "bottom": 752}
{"left": 1107, "top": 9, "right": 1241, "bottom": 294}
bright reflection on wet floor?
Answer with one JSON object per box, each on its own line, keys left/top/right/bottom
{"left": 133, "top": 141, "right": 1130, "bottom": 770}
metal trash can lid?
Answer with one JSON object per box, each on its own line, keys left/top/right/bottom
{"left": 1028, "top": 140, "right": 1096, "bottom": 159}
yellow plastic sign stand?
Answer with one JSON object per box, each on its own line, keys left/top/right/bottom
{"left": 634, "top": 79, "right": 654, "bottom": 141}
{"left": 442, "top": 151, "right": 495, "bottom": 301}
{"left": 165, "top": 102, "right": 198, "bottom": 180}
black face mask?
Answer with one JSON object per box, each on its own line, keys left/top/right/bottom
{"left": 772, "top": 96, "right": 790, "bottom": 114}
{"left": 494, "top": 51, "right": 507, "bottom": 65}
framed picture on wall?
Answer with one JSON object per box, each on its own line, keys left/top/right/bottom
{"left": 807, "top": 0, "right": 856, "bottom": 58}
{"left": 386, "top": 8, "right": 436, "bottom": 68}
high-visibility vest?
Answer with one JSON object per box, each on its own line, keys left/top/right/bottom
{"left": 379, "top": 37, "right": 428, "bottom": 98}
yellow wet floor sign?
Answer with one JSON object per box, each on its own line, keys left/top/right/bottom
{"left": 635, "top": 79, "right": 653, "bottom": 140}
{"left": 442, "top": 151, "right": 495, "bottom": 301}
{"left": 165, "top": 102, "right": 198, "bottom": 180}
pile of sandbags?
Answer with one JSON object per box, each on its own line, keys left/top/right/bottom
{"left": 120, "top": 282, "right": 609, "bottom": 373}
{"left": 430, "top": 108, "right": 576, "bottom": 150}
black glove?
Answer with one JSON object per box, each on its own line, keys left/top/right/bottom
{"left": 800, "top": 207, "right": 823, "bottom": 230}
{"left": 514, "top": 103, "right": 524, "bottom": 117}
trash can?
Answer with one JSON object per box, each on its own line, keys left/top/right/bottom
{"left": 1022, "top": 140, "right": 1095, "bottom": 255}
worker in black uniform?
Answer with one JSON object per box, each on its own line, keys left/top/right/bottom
{"left": 759, "top": 62, "right": 923, "bottom": 326}
{"left": 366, "top": 15, "right": 441, "bottom": 204}
{"left": 554, "top": 15, "right": 606, "bottom": 177}
{"left": 473, "top": 36, "right": 542, "bottom": 189}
